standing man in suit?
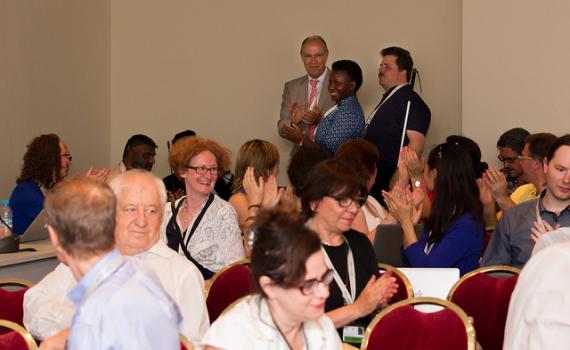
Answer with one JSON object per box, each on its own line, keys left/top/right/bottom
{"left": 278, "top": 35, "right": 335, "bottom": 151}
{"left": 364, "top": 47, "right": 431, "bottom": 199}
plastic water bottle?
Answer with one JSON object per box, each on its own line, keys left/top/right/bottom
{"left": 0, "top": 199, "right": 13, "bottom": 239}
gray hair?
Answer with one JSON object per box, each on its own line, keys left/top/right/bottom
{"left": 108, "top": 169, "right": 167, "bottom": 205}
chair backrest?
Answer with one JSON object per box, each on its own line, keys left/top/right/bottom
{"left": 361, "top": 297, "right": 476, "bottom": 350}
{"left": 448, "top": 265, "right": 520, "bottom": 350}
{"left": 205, "top": 259, "right": 254, "bottom": 322}
{"left": 378, "top": 263, "right": 413, "bottom": 304}
{"left": 0, "top": 319, "right": 38, "bottom": 350}
{"left": 180, "top": 334, "right": 193, "bottom": 350}
{"left": 0, "top": 278, "right": 34, "bottom": 329}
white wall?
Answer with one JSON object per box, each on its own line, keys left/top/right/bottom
{"left": 110, "top": 0, "right": 462, "bottom": 183}
{"left": 0, "top": 0, "right": 110, "bottom": 197}
{"left": 462, "top": 0, "right": 570, "bottom": 168}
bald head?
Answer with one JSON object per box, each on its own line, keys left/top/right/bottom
{"left": 109, "top": 170, "right": 167, "bottom": 256}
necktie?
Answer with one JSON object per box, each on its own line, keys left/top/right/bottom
{"left": 308, "top": 79, "right": 318, "bottom": 141}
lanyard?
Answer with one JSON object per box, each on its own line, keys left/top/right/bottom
{"left": 365, "top": 83, "right": 408, "bottom": 127}
{"left": 314, "top": 104, "right": 338, "bottom": 135}
{"left": 321, "top": 237, "right": 356, "bottom": 304}
{"left": 535, "top": 198, "right": 545, "bottom": 230}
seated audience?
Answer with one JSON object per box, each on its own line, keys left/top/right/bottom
{"left": 496, "top": 127, "right": 530, "bottom": 194}
{"left": 482, "top": 134, "right": 570, "bottom": 268}
{"left": 503, "top": 239, "right": 570, "bottom": 350}
{"left": 300, "top": 160, "right": 397, "bottom": 339}
{"left": 161, "top": 136, "right": 245, "bottom": 280}
{"left": 312, "top": 60, "right": 365, "bottom": 155}
{"left": 10, "top": 134, "right": 108, "bottom": 234}
{"left": 335, "top": 139, "right": 393, "bottom": 242}
{"left": 202, "top": 208, "right": 342, "bottom": 350}
{"left": 39, "top": 176, "right": 181, "bottom": 350}
{"left": 228, "top": 139, "right": 280, "bottom": 234}
{"left": 384, "top": 141, "right": 485, "bottom": 276}
{"left": 24, "top": 171, "right": 208, "bottom": 347}
{"left": 482, "top": 133, "right": 557, "bottom": 224}
{"left": 107, "top": 134, "right": 157, "bottom": 183}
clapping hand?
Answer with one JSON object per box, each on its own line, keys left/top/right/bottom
{"left": 301, "top": 106, "right": 322, "bottom": 126}
{"left": 482, "top": 168, "right": 508, "bottom": 201}
{"left": 530, "top": 220, "right": 560, "bottom": 242}
{"left": 383, "top": 183, "right": 423, "bottom": 225}
{"left": 243, "top": 166, "right": 283, "bottom": 210}
{"left": 85, "top": 166, "right": 110, "bottom": 183}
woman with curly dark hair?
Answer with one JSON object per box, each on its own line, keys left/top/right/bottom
{"left": 9, "top": 134, "right": 71, "bottom": 234}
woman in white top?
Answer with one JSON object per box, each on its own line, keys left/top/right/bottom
{"left": 335, "top": 139, "right": 395, "bottom": 242}
{"left": 202, "top": 208, "right": 342, "bottom": 350}
{"left": 161, "top": 136, "right": 244, "bottom": 280}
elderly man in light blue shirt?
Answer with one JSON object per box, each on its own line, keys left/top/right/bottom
{"left": 42, "top": 177, "right": 181, "bottom": 350}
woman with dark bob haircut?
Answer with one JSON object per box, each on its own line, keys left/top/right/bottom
{"left": 300, "top": 159, "right": 397, "bottom": 338}
{"left": 384, "top": 141, "right": 485, "bottom": 276}
{"left": 202, "top": 208, "right": 343, "bottom": 349}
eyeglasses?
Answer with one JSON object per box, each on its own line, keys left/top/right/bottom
{"left": 60, "top": 152, "right": 72, "bottom": 161}
{"left": 186, "top": 165, "right": 218, "bottom": 175}
{"left": 497, "top": 155, "right": 518, "bottom": 163}
{"left": 298, "top": 269, "right": 334, "bottom": 295}
{"left": 327, "top": 195, "right": 367, "bottom": 208}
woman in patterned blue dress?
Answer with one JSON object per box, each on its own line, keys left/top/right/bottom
{"left": 314, "top": 60, "right": 365, "bottom": 155}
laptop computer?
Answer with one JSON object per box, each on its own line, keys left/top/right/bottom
{"left": 373, "top": 224, "right": 424, "bottom": 266}
{"left": 397, "top": 267, "right": 460, "bottom": 312}
{"left": 18, "top": 210, "right": 49, "bottom": 243}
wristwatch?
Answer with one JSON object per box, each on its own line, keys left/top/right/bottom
{"left": 413, "top": 179, "right": 422, "bottom": 189}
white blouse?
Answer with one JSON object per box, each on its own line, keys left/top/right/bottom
{"left": 161, "top": 194, "right": 245, "bottom": 273}
{"left": 202, "top": 294, "right": 342, "bottom": 350}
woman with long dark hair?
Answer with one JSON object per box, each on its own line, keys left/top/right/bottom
{"left": 384, "top": 141, "right": 484, "bottom": 275}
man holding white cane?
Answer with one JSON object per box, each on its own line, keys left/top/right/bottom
{"left": 364, "top": 47, "right": 431, "bottom": 200}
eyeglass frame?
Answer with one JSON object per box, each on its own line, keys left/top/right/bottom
{"left": 297, "top": 268, "right": 334, "bottom": 296}
{"left": 497, "top": 154, "right": 519, "bottom": 163}
{"left": 326, "top": 194, "right": 367, "bottom": 208}
{"left": 517, "top": 155, "right": 536, "bottom": 162}
{"left": 60, "top": 152, "right": 72, "bottom": 161}
{"left": 185, "top": 165, "right": 218, "bottom": 175}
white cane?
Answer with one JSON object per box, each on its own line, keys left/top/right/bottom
{"left": 397, "top": 100, "right": 412, "bottom": 165}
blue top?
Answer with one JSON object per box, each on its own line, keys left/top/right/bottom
{"left": 402, "top": 213, "right": 484, "bottom": 276}
{"left": 9, "top": 180, "right": 44, "bottom": 235}
{"left": 314, "top": 95, "right": 365, "bottom": 155}
{"left": 67, "top": 250, "right": 182, "bottom": 350}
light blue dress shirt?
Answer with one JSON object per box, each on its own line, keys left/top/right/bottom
{"left": 67, "top": 249, "right": 182, "bottom": 350}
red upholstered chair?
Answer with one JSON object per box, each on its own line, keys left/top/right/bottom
{"left": 361, "top": 297, "right": 476, "bottom": 350}
{"left": 378, "top": 263, "right": 413, "bottom": 304}
{"left": 0, "top": 278, "right": 34, "bottom": 331}
{"left": 180, "top": 335, "right": 193, "bottom": 350}
{"left": 205, "top": 259, "right": 253, "bottom": 323}
{"left": 448, "top": 265, "right": 520, "bottom": 350}
{"left": 0, "top": 319, "right": 38, "bottom": 350}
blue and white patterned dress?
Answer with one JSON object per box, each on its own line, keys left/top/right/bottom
{"left": 314, "top": 95, "right": 365, "bottom": 155}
